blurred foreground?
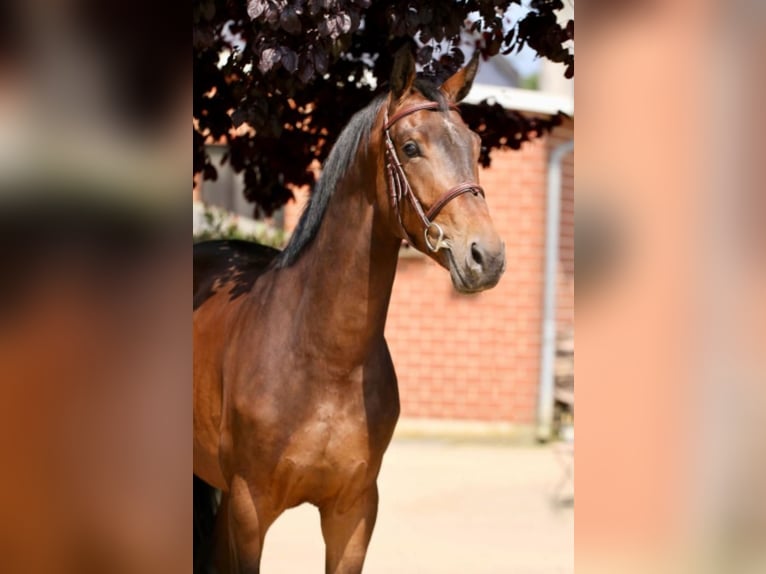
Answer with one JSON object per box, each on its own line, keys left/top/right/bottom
{"left": 1, "top": 1, "right": 765, "bottom": 573}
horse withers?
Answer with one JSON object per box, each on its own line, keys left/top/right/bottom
{"left": 193, "top": 47, "right": 505, "bottom": 574}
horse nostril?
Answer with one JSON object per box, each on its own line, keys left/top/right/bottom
{"left": 470, "top": 242, "right": 484, "bottom": 267}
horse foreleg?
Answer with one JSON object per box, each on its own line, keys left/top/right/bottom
{"left": 226, "top": 475, "right": 274, "bottom": 574}
{"left": 211, "top": 491, "right": 230, "bottom": 574}
{"left": 320, "top": 484, "right": 379, "bottom": 574}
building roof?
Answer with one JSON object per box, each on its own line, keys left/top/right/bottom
{"left": 464, "top": 83, "right": 573, "bottom": 117}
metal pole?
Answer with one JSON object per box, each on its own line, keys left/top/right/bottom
{"left": 537, "top": 139, "right": 574, "bottom": 441}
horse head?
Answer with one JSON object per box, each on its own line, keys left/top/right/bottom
{"left": 379, "top": 47, "right": 506, "bottom": 293}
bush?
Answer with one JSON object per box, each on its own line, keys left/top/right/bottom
{"left": 193, "top": 204, "right": 288, "bottom": 249}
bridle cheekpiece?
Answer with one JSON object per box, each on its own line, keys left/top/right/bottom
{"left": 383, "top": 101, "right": 485, "bottom": 252}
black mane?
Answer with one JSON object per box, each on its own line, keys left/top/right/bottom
{"left": 274, "top": 79, "right": 446, "bottom": 268}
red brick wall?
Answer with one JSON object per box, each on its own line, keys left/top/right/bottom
{"left": 283, "top": 119, "right": 574, "bottom": 425}
{"left": 386, "top": 118, "right": 573, "bottom": 424}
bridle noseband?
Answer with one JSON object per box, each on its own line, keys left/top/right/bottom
{"left": 383, "top": 101, "right": 485, "bottom": 252}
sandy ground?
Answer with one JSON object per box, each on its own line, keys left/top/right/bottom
{"left": 260, "top": 438, "right": 573, "bottom": 573}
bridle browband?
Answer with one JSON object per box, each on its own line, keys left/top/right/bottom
{"left": 383, "top": 101, "right": 485, "bottom": 252}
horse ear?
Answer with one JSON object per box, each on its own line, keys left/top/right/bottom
{"left": 440, "top": 51, "right": 480, "bottom": 103}
{"left": 390, "top": 45, "right": 416, "bottom": 103}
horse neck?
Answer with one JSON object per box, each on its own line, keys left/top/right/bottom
{"left": 284, "top": 141, "right": 401, "bottom": 366}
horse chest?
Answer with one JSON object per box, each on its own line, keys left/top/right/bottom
{"left": 297, "top": 396, "right": 372, "bottom": 469}
{"left": 232, "top": 346, "right": 399, "bottom": 508}
{"left": 273, "top": 400, "right": 376, "bottom": 508}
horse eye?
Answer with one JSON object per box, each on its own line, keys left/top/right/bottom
{"left": 402, "top": 142, "right": 419, "bottom": 158}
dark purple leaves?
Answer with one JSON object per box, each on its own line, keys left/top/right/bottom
{"left": 258, "top": 47, "right": 281, "bottom": 74}
{"left": 319, "top": 13, "right": 353, "bottom": 39}
{"left": 516, "top": 8, "right": 573, "bottom": 75}
{"left": 248, "top": 0, "right": 284, "bottom": 25}
{"left": 281, "top": 47, "right": 298, "bottom": 72}
{"left": 195, "top": 0, "right": 574, "bottom": 215}
{"left": 314, "top": 49, "right": 329, "bottom": 74}
{"left": 417, "top": 45, "right": 434, "bottom": 65}
{"left": 280, "top": 7, "right": 302, "bottom": 34}
{"left": 247, "top": 0, "right": 268, "bottom": 20}
{"left": 298, "top": 55, "right": 314, "bottom": 83}
{"left": 531, "top": 0, "right": 564, "bottom": 10}
{"left": 503, "top": 28, "right": 515, "bottom": 46}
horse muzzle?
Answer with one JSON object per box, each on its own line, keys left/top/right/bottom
{"left": 447, "top": 240, "right": 506, "bottom": 293}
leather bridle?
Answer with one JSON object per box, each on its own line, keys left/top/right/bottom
{"left": 383, "top": 101, "right": 485, "bottom": 252}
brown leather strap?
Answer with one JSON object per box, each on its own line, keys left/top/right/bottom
{"left": 384, "top": 102, "right": 460, "bottom": 130}
{"left": 384, "top": 132, "right": 420, "bottom": 245}
{"left": 425, "top": 182, "right": 484, "bottom": 221}
{"left": 383, "top": 101, "right": 481, "bottom": 251}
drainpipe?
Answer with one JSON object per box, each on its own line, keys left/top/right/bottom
{"left": 537, "top": 139, "right": 574, "bottom": 441}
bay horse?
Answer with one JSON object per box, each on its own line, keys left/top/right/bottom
{"left": 193, "top": 48, "right": 506, "bottom": 574}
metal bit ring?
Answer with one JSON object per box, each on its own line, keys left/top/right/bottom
{"left": 424, "top": 221, "right": 446, "bottom": 252}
